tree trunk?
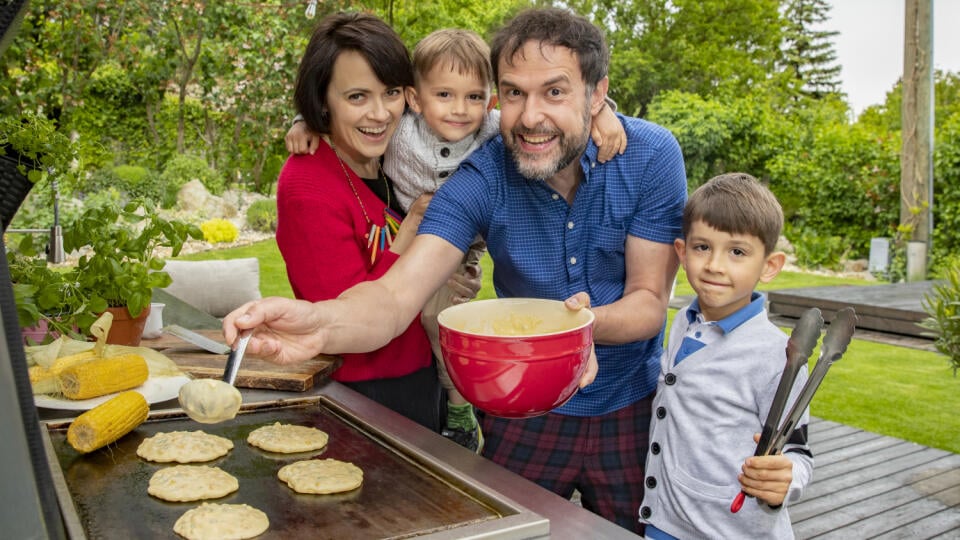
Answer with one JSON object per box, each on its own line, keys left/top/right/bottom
{"left": 900, "top": 0, "right": 934, "bottom": 281}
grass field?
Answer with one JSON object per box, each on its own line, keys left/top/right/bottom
{"left": 179, "top": 239, "right": 960, "bottom": 453}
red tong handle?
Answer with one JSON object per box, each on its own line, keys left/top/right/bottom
{"left": 730, "top": 491, "right": 746, "bottom": 513}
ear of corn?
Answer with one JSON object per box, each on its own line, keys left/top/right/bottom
{"left": 49, "top": 351, "right": 98, "bottom": 375}
{"left": 58, "top": 354, "right": 149, "bottom": 400}
{"left": 67, "top": 391, "right": 149, "bottom": 453}
{"left": 29, "top": 365, "right": 58, "bottom": 394}
{"left": 30, "top": 351, "right": 99, "bottom": 395}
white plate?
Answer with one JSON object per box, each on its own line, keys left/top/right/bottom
{"left": 34, "top": 375, "right": 191, "bottom": 410}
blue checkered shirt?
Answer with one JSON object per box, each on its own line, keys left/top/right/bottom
{"left": 419, "top": 114, "right": 687, "bottom": 416}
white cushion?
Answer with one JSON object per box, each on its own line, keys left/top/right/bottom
{"left": 160, "top": 258, "right": 261, "bottom": 317}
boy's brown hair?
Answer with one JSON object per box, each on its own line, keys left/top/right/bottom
{"left": 682, "top": 173, "right": 784, "bottom": 254}
{"left": 412, "top": 28, "right": 493, "bottom": 87}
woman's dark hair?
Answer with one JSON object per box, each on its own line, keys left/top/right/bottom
{"left": 490, "top": 8, "right": 608, "bottom": 89}
{"left": 294, "top": 12, "right": 413, "bottom": 134}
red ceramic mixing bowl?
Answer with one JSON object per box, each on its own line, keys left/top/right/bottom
{"left": 437, "top": 298, "right": 595, "bottom": 418}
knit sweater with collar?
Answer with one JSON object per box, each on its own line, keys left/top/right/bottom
{"left": 640, "top": 297, "right": 814, "bottom": 539}
{"left": 383, "top": 109, "right": 500, "bottom": 212}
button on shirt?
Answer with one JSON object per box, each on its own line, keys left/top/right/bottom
{"left": 418, "top": 114, "right": 687, "bottom": 416}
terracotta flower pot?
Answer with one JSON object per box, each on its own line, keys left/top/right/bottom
{"left": 21, "top": 318, "right": 80, "bottom": 346}
{"left": 21, "top": 319, "right": 57, "bottom": 346}
{"left": 104, "top": 305, "right": 151, "bottom": 347}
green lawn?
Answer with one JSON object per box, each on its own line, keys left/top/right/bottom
{"left": 179, "top": 239, "right": 959, "bottom": 454}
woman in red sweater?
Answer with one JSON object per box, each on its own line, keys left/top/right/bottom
{"left": 276, "top": 12, "right": 478, "bottom": 431}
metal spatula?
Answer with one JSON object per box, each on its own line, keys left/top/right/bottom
{"left": 178, "top": 329, "right": 253, "bottom": 424}
{"left": 222, "top": 329, "right": 252, "bottom": 385}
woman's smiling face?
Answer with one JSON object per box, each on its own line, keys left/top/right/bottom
{"left": 325, "top": 49, "right": 406, "bottom": 176}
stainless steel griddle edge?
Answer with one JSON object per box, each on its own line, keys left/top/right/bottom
{"left": 40, "top": 381, "right": 637, "bottom": 539}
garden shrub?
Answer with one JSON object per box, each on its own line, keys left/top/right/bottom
{"left": 767, "top": 120, "right": 900, "bottom": 263}
{"left": 82, "top": 165, "right": 163, "bottom": 206}
{"left": 113, "top": 165, "right": 164, "bottom": 203}
{"left": 200, "top": 219, "right": 238, "bottom": 244}
{"left": 246, "top": 199, "right": 277, "bottom": 232}
{"left": 931, "top": 111, "right": 960, "bottom": 270}
{"left": 919, "top": 261, "right": 960, "bottom": 375}
{"left": 787, "top": 226, "right": 848, "bottom": 271}
{"left": 86, "top": 61, "right": 141, "bottom": 108}
{"left": 160, "top": 154, "right": 225, "bottom": 205}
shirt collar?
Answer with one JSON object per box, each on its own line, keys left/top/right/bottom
{"left": 685, "top": 292, "right": 766, "bottom": 334}
{"left": 578, "top": 140, "right": 600, "bottom": 180}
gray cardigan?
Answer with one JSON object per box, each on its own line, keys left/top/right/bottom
{"left": 383, "top": 109, "right": 500, "bottom": 212}
{"left": 640, "top": 303, "right": 814, "bottom": 539}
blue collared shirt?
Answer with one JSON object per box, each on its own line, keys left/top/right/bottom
{"left": 673, "top": 292, "right": 767, "bottom": 366}
{"left": 419, "top": 114, "right": 687, "bottom": 416}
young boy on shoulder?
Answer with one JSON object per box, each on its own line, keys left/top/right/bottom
{"left": 640, "top": 173, "right": 813, "bottom": 539}
{"left": 286, "top": 28, "right": 625, "bottom": 453}
{"left": 386, "top": 28, "right": 497, "bottom": 453}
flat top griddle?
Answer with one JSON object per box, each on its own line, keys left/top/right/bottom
{"left": 44, "top": 399, "right": 519, "bottom": 539}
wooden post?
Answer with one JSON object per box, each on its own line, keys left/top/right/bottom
{"left": 900, "top": 0, "right": 934, "bottom": 281}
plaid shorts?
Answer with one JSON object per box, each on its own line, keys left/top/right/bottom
{"left": 480, "top": 394, "right": 653, "bottom": 534}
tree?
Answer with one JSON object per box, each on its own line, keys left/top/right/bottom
{"left": 386, "top": 0, "right": 525, "bottom": 49}
{"left": 781, "top": 0, "right": 843, "bottom": 100}
{"left": 562, "top": 0, "right": 784, "bottom": 117}
{"left": 153, "top": 0, "right": 208, "bottom": 155}
{"left": 0, "top": 2, "right": 139, "bottom": 122}
{"left": 200, "top": 1, "right": 316, "bottom": 191}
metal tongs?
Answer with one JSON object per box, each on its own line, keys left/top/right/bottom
{"left": 731, "top": 306, "right": 858, "bottom": 513}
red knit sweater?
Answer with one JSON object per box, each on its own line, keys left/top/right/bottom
{"left": 275, "top": 140, "right": 432, "bottom": 382}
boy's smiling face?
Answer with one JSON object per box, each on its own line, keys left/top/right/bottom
{"left": 677, "top": 220, "right": 785, "bottom": 322}
{"left": 405, "top": 63, "right": 492, "bottom": 143}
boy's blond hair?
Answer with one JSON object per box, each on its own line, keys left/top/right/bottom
{"left": 682, "top": 173, "right": 783, "bottom": 254}
{"left": 412, "top": 28, "right": 493, "bottom": 87}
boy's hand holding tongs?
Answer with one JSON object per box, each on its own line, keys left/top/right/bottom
{"left": 731, "top": 306, "right": 858, "bottom": 513}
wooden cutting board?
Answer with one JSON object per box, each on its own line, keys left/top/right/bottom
{"left": 142, "top": 329, "right": 341, "bottom": 392}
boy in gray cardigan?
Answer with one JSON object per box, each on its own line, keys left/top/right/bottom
{"left": 640, "top": 173, "right": 813, "bottom": 539}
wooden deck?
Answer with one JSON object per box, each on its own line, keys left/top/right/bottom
{"left": 767, "top": 281, "right": 938, "bottom": 339}
{"left": 571, "top": 420, "right": 958, "bottom": 538}
{"left": 794, "top": 417, "right": 960, "bottom": 539}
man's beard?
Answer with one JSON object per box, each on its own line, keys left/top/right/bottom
{"left": 506, "top": 106, "right": 591, "bottom": 180}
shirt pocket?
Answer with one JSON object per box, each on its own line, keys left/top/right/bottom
{"left": 586, "top": 225, "right": 626, "bottom": 285}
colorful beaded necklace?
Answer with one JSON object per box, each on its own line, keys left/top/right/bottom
{"left": 331, "top": 144, "right": 402, "bottom": 265}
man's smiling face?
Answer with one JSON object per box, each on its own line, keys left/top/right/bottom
{"left": 496, "top": 42, "right": 592, "bottom": 180}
